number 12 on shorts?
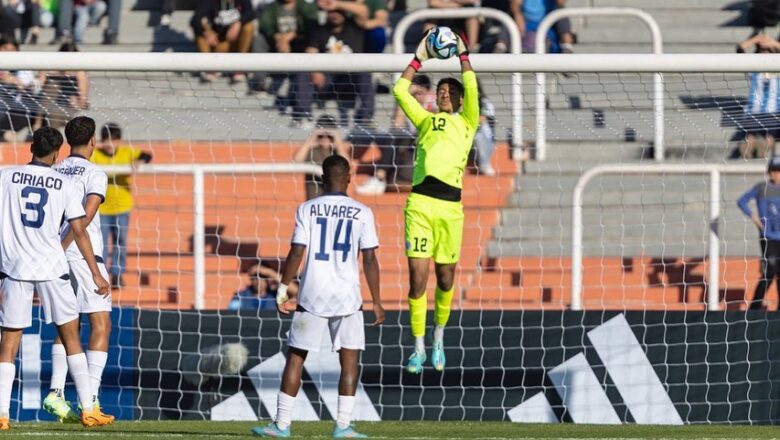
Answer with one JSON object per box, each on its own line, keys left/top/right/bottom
{"left": 314, "top": 217, "right": 353, "bottom": 262}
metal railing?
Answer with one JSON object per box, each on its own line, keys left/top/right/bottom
{"left": 535, "top": 8, "right": 664, "bottom": 161}
{"left": 571, "top": 163, "right": 766, "bottom": 312}
{"left": 98, "top": 163, "right": 322, "bottom": 310}
{"left": 393, "top": 7, "right": 524, "bottom": 158}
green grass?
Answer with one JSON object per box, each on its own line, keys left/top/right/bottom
{"left": 1, "top": 421, "right": 779, "bottom": 439}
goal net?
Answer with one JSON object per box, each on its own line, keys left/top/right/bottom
{"left": 4, "top": 52, "right": 780, "bottom": 424}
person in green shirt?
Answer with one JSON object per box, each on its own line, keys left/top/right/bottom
{"left": 393, "top": 30, "right": 478, "bottom": 374}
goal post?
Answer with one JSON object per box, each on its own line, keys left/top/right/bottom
{"left": 2, "top": 52, "right": 780, "bottom": 424}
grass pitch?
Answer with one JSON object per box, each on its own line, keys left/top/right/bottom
{"left": 0, "top": 421, "right": 778, "bottom": 439}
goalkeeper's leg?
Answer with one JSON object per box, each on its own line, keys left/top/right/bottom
{"left": 406, "top": 257, "right": 430, "bottom": 374}
{"left": 432, "top": 263, "right": 456, "bottom": 372}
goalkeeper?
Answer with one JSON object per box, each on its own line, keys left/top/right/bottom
{"left": 394, "top": 30, "right": 478, "bottom": 373}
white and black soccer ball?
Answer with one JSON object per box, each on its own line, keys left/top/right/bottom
{"left": 425, "top": 26, "right": 459, "bottom": 60}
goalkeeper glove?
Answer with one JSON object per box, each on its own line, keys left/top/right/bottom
{"left": 410, "top": 29, "right": 434, "bottom": 71}
{"left": 457, "top": 31, "right": 470, "bottom": 62}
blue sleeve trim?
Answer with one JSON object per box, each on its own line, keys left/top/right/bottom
{"left": 86, "top": 192, "right": 106, "bottom": 204}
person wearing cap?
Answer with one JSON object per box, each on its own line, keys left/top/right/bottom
{"left": 737, "top": 156, "right": 780, "bottom": 309}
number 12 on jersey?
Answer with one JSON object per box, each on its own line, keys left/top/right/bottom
{"left": 314, "top": 217, "right": 353, "bottom": 262}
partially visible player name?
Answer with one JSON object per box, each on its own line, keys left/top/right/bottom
{"left": 55, "top": 166, "right": 86, "bottom": 176}
{"left": 12, "top": 172, "right": 63, "bottom": 189}
{"left": 310, "top": 204, "right": 362, "bottom": 220}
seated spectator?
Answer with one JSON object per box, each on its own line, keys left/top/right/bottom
{"left": 101, "top": 0, "right": 121, "bottom": 45}
{"left": 73, "top": 0, "right": 106, "bottom": 44}
{"left": 426, "top": 0, "right": 479, "bottom": 52}
{"left": 227, "top": 264, "right": 297, "bottom": 311}
{"left": 161, "top": 0, "right": 174, "bottom": 27}
{"left": 293, "top": 115, "right": 352, "bottom": 199}
{"left": 355, "top": 0, "right": 387, "bottom": 53}
{"left": 191, "top": 0, "right": 256, "bottom": 82}
{"left": 515, "top": 0, "right": 574, "bottom": 54}
{"left": 19, "top": 0, "right": 55, "bottom": 44}
{"left": 35, "top": 42, "right": 88, "bottom": 130}
{"left": 0, "top": 0, "right": 23, "bottom": 41}
{"left": 291, "top": 0, "right": 374, "bottom": 128}
{"left": 748, "top": 0, "right": 780, "bottom": 36}
{"left": 734, "top": 34, "right": 780, "bottom": 159}
{"left": 355, "top": 74, "right": 435, "bottom": 195}
{"left": 473, "top": 81, "right": 497, "bottom": 175}
{"left": 0, "top": 37, "right": 41, "bottom": 141}
{"left": 252, "top": 0, "right": 318, "bottom": 105}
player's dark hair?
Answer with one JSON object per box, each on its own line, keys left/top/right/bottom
{"left": 437, "top": 77, "right": 464, "bottom": 109}
{"left": 30, "top": 127, "right": 64, "bottom": 158}
{"left": 412, "top": 74, "right": 432, "bottom": 90}
{"left": 101, "top": 122, "right": 122, "bottom": 142}
{"left": 322, "top": 154, "right": 350, "bottom": 187}
{"left": 65, "top": 116, "right": 96, "bottom": 147}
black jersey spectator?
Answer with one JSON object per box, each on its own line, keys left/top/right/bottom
{"left": 738, "top": 157, "right": 780, "bottom": 310}
{"left": 291, "top": 0, "right": 373, "bottom": 128}
{"left": 191, "top": 0, "right": 257, "bottom": 82}
{"left": 35, "top": 42, "right": 88, "bottom": 130}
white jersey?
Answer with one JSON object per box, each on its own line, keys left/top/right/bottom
{"left": 54, "top": 155, "right": 107, "bottom": 261}
{"left": 291, "top": 192, "right": 379, "bottom": 317}
{"left": 0, "top": 163, "right": 86, "bottom": 280}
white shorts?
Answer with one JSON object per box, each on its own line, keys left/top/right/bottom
{"left": 288, "top": 310, "right": 365, "bottom": 352}
{"left": 69, "top": 260, "right": 112, "bottom": 314}
{"left": 0, "top": 275, "right": 78, "bottom": 328}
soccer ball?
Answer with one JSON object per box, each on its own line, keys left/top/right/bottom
{"left": 426, "top": 26, "right": 459, "bottom": 60}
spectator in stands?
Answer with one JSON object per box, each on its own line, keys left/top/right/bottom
{"left": 355, "top": 74, "right": 435, "bottom": 195}
{"left": 35, "top": 42, "right": 89, "bottom": 130}
{"left": 253, "top": 0, "right": 318, "bottom": 105}
{"left": 748, "top": 0, "right": 780, "bottom": 37}
{"left": 191, "top": 0, "right": 256, "bottom": 82}
{"left": 293, "top": 114, "right": 352, "bottom": 199}
{"left": 735, "top": 34, "right": 780, "bottom": 159}
{"left": 91, "top": 123, "right": 154, "bottom": 289}
{"left": 0, "top": 37, "right": 41, "bottom": 141}
{"left": 18, "top": 0, "right": 55, "bottom": 44}
{"left": 161, "top": 0, "right": 174, "bottom": 27}
{"left": 0, "top": 0, "right": 23, "bottom": 41}
{"left": 227, "top": 264, "right": 298, "bottom": 311}
{"left": 73, "top": 0, "right": 107, "bottom": 44}
{"left": 426, "top": 0, "right": 479, "bottom": 52}
{"left": 737, "top": 157, "right": 780, "bottom": 310}
{"left": 53, "top": 0, "right": 73, "bottom": 44}
{"left": 102, "top": 0, "right": 121, "bottom": 44}
{"left": 473, "top": 81, "right": 497, "bottom": 176}
{"left": 514, "top": 0, "right": 574, "bottom": 54}
{"left": 291, "top": 0, "right": 373, "bottom": 128}
{"left": 355, "top": 0, "right": 387, "bottom": 53}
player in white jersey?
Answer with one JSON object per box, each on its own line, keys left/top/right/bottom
{"left": 42, "top": 116, "right": 114, "bottom": 423}
{"left": 0, "top": 127, "right": 112, "bottom": 431}
{"left": 253, "top": 155, "right": 384, "bottom": 439}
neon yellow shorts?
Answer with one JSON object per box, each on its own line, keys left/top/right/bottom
{"left": 404, "top": 192, "right": 464, "bottom": 264}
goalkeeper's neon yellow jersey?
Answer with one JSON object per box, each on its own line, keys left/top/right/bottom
{"left": 393, "top": 70, "right": 479, "bottom": 190}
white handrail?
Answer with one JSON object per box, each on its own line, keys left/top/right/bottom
{"left": 0, "top": 52, "right": 777, "bottom": 72}
{"left": 98, "top": 163, "right": 321, "bottom": 310}
{"left": 571, "top": 163, "right": 766, "bottom": 312}
{"left": 535, "top": 8, "right": 664, "bottom": 162}
{"left": 392, "top": 8, "right": 524, "bottom": 158}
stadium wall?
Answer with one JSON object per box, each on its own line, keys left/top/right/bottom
{"left": 10, "top": 309, "right": 780, "bottom": 423}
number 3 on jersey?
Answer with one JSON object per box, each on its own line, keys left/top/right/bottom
{"left": 314, "top": 217, "right": 353, "bottom": 262}
{"left": 21, "top": 186, "right": 48, "bottom": 228}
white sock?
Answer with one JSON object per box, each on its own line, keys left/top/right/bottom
{"left": 66, "top": 354, "right": 93, "bottom": 411}
{"left": 86, "top": 350, "right": 107, "bottom": 400}
{"left": 433, "top": 325, "right": 444, "bottom": 344}
{"left": 275, "top": 391, "right": 296, "bottom": 430}
{"left": 50, "top": 344, "right": 68, "bottom": 393}
{"left": 336, "top": 395, "right": 355, "bottom": 429}
{"left": 0, "top": 363, "right": 15, "bottom": 417}
{"left": 414, "top": 336, "right": 425, "bottom": 354}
